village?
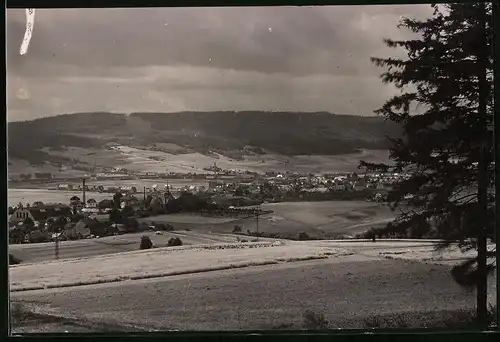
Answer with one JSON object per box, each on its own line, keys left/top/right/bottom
{"left": 8, "top": 169, "right": 410, "bottom": 245}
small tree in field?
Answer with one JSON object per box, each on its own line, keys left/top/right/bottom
{"left": 140, "top": 236, "right": 153, "bottom": 250}
{"left": 168, "top": 237, "right": 182, "bottom": 247}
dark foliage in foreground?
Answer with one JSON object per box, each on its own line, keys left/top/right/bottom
{"left": 362, "top": 306, "right": 497, "bottom": 329}
{"left": 360, "top": 2, "right": 494, "bottom": 246}
{"left": 302, "top": 310, "right": 329, "bottom": 330}
{"left": 300, "top": 307, "right": 497, "bottom": 330}
{"left": 358, "top": 3, "right": 495, "bottom": 324}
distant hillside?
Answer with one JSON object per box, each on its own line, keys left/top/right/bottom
{"left": 8, "top": 111, "right": 401, "bottom": 166}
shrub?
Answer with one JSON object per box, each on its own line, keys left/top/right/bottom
{"left": 233, "top": 225, "right": 242, "bottom": 233}
{"left": 155, "top": 223, "right": 167, "bottom": 231}
{"left": 140, "top": 236, "right": 153, "bottom": 250}
{"left": 139, "top": 222, "right": 150, "bottom": 232}
{"left": 165, "top": 224, "right": 175, "bottom": 231}
{"left": 10, "top": 302, "right": 30, "bottom": 323}
{"left": 168, "top": 237, "right": 183, "bottom": 247}
{"left": 9, "top": 254, "right": 21, "bottom": 265}
{"left": 297, "top": 232, "right": 310, "bottom": 241}
{"left": 302, "top": 310, "right": 329, "bottom": 330}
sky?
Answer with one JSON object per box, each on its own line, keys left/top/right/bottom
{"left": 6, "top": 5, "right": 434, "bottom": 122}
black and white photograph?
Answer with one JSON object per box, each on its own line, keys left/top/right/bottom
{"left": 6, "top": 3, "right": 497, "bottom": 333}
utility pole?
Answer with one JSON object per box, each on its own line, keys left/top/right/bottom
{"left": 82, "top": 178, "right": 86, "bottom": 205}
{"left": 55, "top": 234, "right": 59, "bottom": 260}
{"left": 54, "top": 224, "right": 61, "bottom": 260}
{"left": 255, "top": 207, "right": 260, "bottom": 239}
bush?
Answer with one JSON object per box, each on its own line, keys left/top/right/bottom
{"left": 165, "top": 224, "right": 175, "bottom": 231}
{"left": 139, "top": 222, "right": 150, "bottom": 232}
{"left": 233, "top": 225, "right": 242, "bottom": 233}
{"left": 9, "top": 254, "right": 21, "bottom": 265}
{"left": 302, "top": 310, "right": 329, "bottom": 330}
{"left": 140, "top": 236, "right": 153, "bottom": 250}
{"left": 168, "top": 237, "right": 183, "bottom": 247}
{"left": 297, "top": 232, "right": 310, "bottom": 241}
{"left": 155, "top": 223, "right": 167, "bottom": 231}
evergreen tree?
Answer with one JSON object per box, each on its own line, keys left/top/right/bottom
{"left": 359, "top": 3, "right": 494, "bottom": 325}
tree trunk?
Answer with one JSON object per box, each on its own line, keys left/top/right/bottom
{"left": 494, "top": 0, "right": 500, "bottom": 329}
{"left": 475, "top": 1, "right": 489, "bottom": 327}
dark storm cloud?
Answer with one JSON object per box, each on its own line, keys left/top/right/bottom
{"left": 6, "top": 5, "right": 433, "bottom": 121}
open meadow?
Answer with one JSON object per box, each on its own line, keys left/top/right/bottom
{"left": 10, "top": 240, "right": 496, "bottom": 331}
{"left": 8, "top": 188, "right": 113, "bottom": 206}
{"left": 138, "top": 201, "right": 395, "bottom": 238}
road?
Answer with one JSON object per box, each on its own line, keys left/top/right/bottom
{"left": 10, "top": 257, "right": 494, "bottom": 331}
{"left": 9, "top": 231, "right": 248, "bottom": 263}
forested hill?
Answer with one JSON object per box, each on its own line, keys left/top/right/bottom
{"left": 8, "top": 111, "right": 401, "bottom": 164}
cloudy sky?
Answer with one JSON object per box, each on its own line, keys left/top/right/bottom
{"left": 6, "top": 5, "right": 434, "bottom": 122}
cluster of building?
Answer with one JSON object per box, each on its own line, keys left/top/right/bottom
{"left": 204, "top": 171, "right": 411, "bottom": 198}
{"left": 56, "top": 184, "right": 139, "bottom": 194}
{"left": 54, "top": 170, "right": 411, "bottom": 204}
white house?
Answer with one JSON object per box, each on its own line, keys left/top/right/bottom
{"left": 86, "top": 198, "right": 98, "bottom": 208}
{"left": 9, "top": 208, "right": 36, "bottom": 226}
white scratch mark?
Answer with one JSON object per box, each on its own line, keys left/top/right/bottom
{"left": 20, "top": 9, "right": 36, "bottom": 55}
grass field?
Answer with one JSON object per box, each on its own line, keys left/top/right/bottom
{"left": 140, "top": 201, "right": 394, "bottom": 238}
{"left": 8, "top": 189, "right": 113, "bottom": 206}
{"left": 10, "top": 254, "right": 496, "bottom": 331}
{"left": 9, "top": 242, "right": 335, "bottom": 291}
{"left": 10, "top": 236, "right": 497, "bottom": 332}
{"left": 8, "top": 158, "right": 89, "bottom": 178}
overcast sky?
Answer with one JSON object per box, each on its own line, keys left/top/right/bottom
{"left": 6, "top": 5, "right": 434, "bottom": 122}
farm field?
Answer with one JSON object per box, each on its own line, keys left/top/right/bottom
{"left": 9, "top": 231, "right": 258, "bottom": 264}
{"left": 10, "top": 244, "right": 497, "bottom": 331}
{"left": 16, "top": 145, "right": 391, "bottom": 176}
{"left": 8, "top": 189, "right": 113, "bottom": 206}
{"left": 8, "top": 158, "right": 89, "bottom": 178}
